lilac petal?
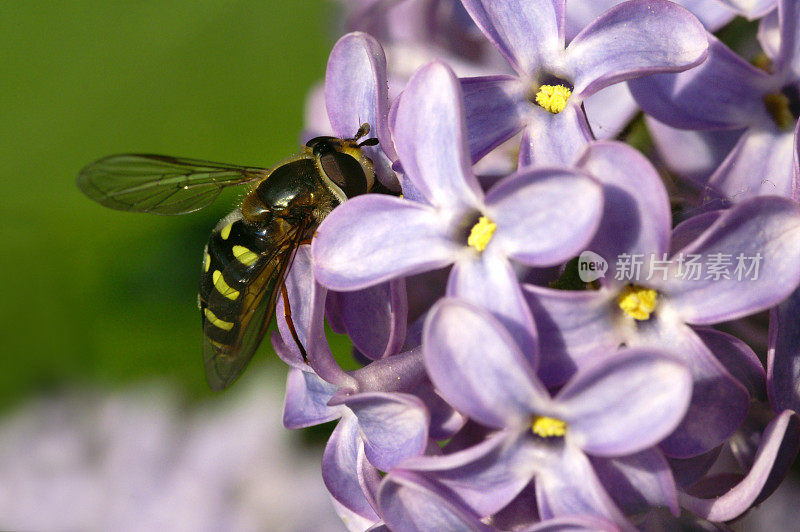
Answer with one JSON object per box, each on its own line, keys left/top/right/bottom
{"left": 423, "top": 299, "right": 546, "bottom": 429}
{"left": 576, "top": 141, "right": 671, "bottom": 262}
{"left": 768, "top": 287, "right": 800, "bottom": 412}
{"left": 557, "top": 349, "right": 692, "bottom": 457}
{"left": 323, "top": 414, "right": 381, "bottom": 521}
{"left": 566, "top": 0, "right": 708, "bottom": 97}
{"left": 330, "top": 279, "right": 408, "bottom": 361}
{"left": 519, "top": 515, "right": 620, "bottom": 532}
{"left": 274, "top": 246, "right": 315, "bottom": 369}
{"left": 667, "top": 446, "right": 723, "bottom": 488}
{"left": 759, "top": 7, "right": 781, "bottom": 60}
{"left": 662, "top": 196, "right": 800, "bottom": 325}
{"left": 628, "top": 35, "right": 770, "bottom": 130}
{"left": 775, "top": 0, "right": 800, "bottom": 77}
{"left": 460, "top": 0, "right": 563, "bottom": 77}
{"left": 460, "top": 76, "right": 527, "bottom": 163}
{"left": 325, "top": 32, "right": 396, "bottom": 183}
{"left": 523, "top": 286, "right": 622, "bottom": 387}
{"left": 283, "top": 368, "right": 343, "bottom": 429}
{"left": 718, "top": 0, "right": 778, "bottom": 19}
{"left": 677, "top": 0, "right": 736, "bottom": 30}
{"left": 402, "top": 432, "right": 536, "bottom": 516}
{"left": 566, "top": 0, "right": 733, "bottom": 40}
{"left": 413, "top": 383, "right": 467, "bottom": 441}
{"left": 349, "top": 347, "right": 428, "bottom": 395}
{"left": 633, "top": 321, "right": 749, "bottom": 458}
{"left": 312, "top": 195, "right": 461, "bottom": 291}
{"left": 565, "top": 0, "right": 625, "bottom": 40}
{"left": 392, "top": 61, "right": 483, "bottom": 209}
{"left": 582, "top": 83, "right": 638, "bottom": 140}
{"left": 694, "top": 327, "right": 765, "bottom": 400}
{"left": 342, "top": 392, "right": 429, "bottom": 472}
{"left": 278, "top": 246, "right": 354, "bottom": 387}
{"left": 332, "top": 499, "right": 380, "bottom": 531}
{"left": 679, "top": 410, "right": 800, "bottom": 521}
{"left": 491, "top": 481, "right": 540, "bottom": 530}
{"left": 486, "top": 167, "right": 603, "bottom": 266}
{"left": 447, "top": 253, "right": 539, "bottom": 365}
{"left": 669, "top": 211, "right": 723, "bottom": 256}
{"left": 521, "top": 106, "right": 593, "bottom": 167}
{"left": 535, "top": 444, "right": 627, "bottom": 525}
{"left": 590, "top": 448, "right": 679, "bottom": 517}
{"left": 323, "top": 289, "right": 346, "bottom": 334}
{"left": 707, "top": 128, "right": 795, "bottom": 203}
{"left": 795, "top": 119, "right": 800, "bottom": 202}
{"left": 646, "top": 117, "right": 744, "bottom": 187}
{"left": 377, "top": 470, "right": 493, "bottom": 532}
{"left": 271, "top": 330, "right": 306, "bottom": 371}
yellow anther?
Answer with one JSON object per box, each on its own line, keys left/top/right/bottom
{"left": 752, "top": 53, "right": 773, "bottom": 73}
{"left": 532, "top": 416, "right": 567, "bottom": 438}
{"left": 232, "top": 245, "right": 258, "bottom": 267}
{"left": 764, "top": 93, "right": 794, "bottom": 131}
{"left": 203, "top": 252, "right": 210, "bottom": 272}
{"left": 617, "top": 285, "right": 658, "bottom": 321}
{"left": 213, "top": 270, "right": 240, "bottom": 300}
{"left": 467, "top": 216, "right": 497, "bottom": 252}
{"left": 204, "top": 308, "right": 234, "bottom": 331}
{"left": 535, "top": 84, "right": 571, "bottom": 114}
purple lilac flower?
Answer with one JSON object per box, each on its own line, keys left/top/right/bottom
{"left": 454, "top": 0, "right": 708, "bottom": 166}
{"left": 564, "top": 0, "right": 734, "bottom": 141}
{"left": 629, "top": 0, "right": 800, "bottom": 204}
{"left": 524, "top": 141, "right": 800, "bottom": 457}
{"left": 566, "top": 0, "right": 735, "bottom": 40}
{"left": 392, "top": 298, "right": 691, "bottom": 525}
{"left": 269, "top": 1, "right": 800, "bottom": 528}
{"left": 377, "top": 468, "right": 620, "bottom": 532}
{"left": 679, "top": 410, "right": 800, "bottom": 521}
{"left": 313, "top": 61, "right": 603, "bottom": 358}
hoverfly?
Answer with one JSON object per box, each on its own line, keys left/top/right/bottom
{"left": 78, "top": 123, "right": 381, "bottom": 390}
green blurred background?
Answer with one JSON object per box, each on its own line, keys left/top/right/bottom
{"left": 0, "top": 1, "right": 343, "bottom": 412}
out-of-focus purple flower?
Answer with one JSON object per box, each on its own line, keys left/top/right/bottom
{"left": 393, "top": 298, "right": 691, "bottom": 525}
{"left": 454, "top": 0, "right": 708, "bottom": 166}
{"left": 630, "top": 0, "right": 800, "bottom": 204}
{"left": 313, "top": 61, "right": 603, "bottom": 359}
{"left": 0, "top": 381, "right": 343, "bottom": 531}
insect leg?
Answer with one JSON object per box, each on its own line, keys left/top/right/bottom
{"left": 281, "top": 281, "right": 309, "bottom": 363}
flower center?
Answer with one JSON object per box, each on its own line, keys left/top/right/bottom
{"left": 531, "top": 416, "right": 567, "bottom": 438}
{"left": 467, "top": 216, "right": 497, "bottom": 251}
{"left": 617, "top": 285, "right": 658, "bottom": 321}
{"left": 535, "top": 84, "right": 571, "bottom": 114}
{"left": 764, "top": 85, "right": 800, "bottom": 131}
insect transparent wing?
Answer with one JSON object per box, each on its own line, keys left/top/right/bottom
{"left": 77, "top": 154, "right": 270, "bottom": 215}
{"left": 202, "top": 219, "right": 311, "bottom": 390}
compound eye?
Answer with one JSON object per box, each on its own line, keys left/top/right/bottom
{"left": 320, "top": 151, "right": 367, "bottom": 198}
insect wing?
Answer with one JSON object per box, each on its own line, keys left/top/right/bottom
{"left": 77, "top": 154, "right": 270, "bottom": 215}
{"left": 202, "top": 219, "right": 311, "bottom": 390}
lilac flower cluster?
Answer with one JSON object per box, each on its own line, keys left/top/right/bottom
{"left": 276, "top": 1, "right": 800, "bottom": 529}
